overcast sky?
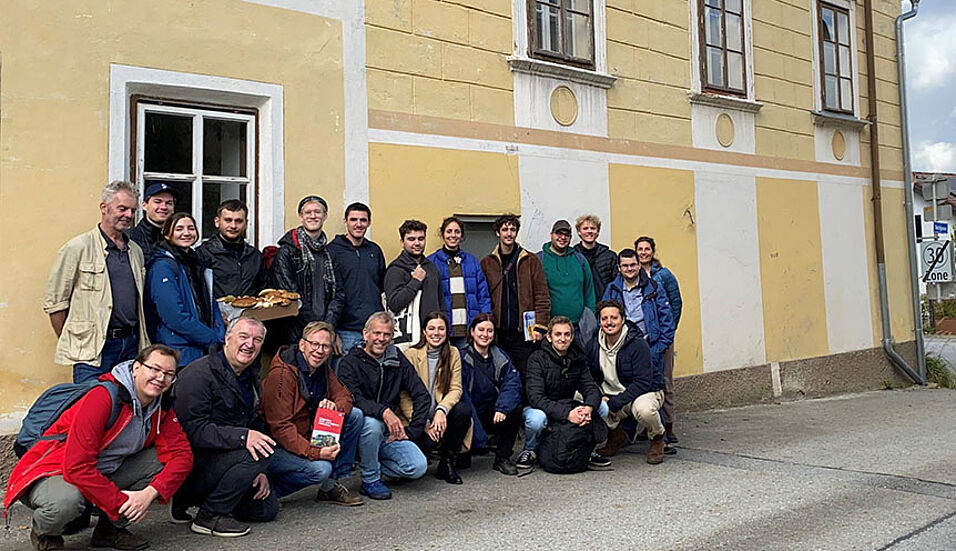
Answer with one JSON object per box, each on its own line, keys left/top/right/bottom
{"left": 902, "top": 0, "right": 956, "bottom": 173}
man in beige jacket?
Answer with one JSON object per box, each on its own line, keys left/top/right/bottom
{"left": 44, "top": 180, "right": 150, "bottom": 383}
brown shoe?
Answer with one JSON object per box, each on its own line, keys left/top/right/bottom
{"left": 316, "top": 481, "right": 364, "bottom": 506}
{"left": 596, "top": 426, "right": 629, "bottom": 456}
{"left": 89, "top": 519, "right": 148, "bottom": 550}
{"left": 665, "top": 422, "right": 679, "bottom": 444}
{"left": 30, "top": 531, "right": 66, "bottom": 551}
{"left": 647, "top": 435, "right": 665, "bottom": 465}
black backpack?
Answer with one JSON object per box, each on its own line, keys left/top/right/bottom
{"left": 538, "top": 419, "right": 605, "bottom": 474}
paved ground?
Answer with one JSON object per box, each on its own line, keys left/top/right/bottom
{"left": 926, "top": 334, "right": 956, "bottom": 370}
{"left": 2, "top": 387, "right": 955, "bottom": 550}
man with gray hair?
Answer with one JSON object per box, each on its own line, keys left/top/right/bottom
{"left": 337, "top": 312, "right": 430, "bottom": 501}
{"left": 44, "top": 180, "right": 151, "bottom": 383}
{"left": 172, "top": 317, "right": 279, "bottom": 538}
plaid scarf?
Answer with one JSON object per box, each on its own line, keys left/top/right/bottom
{"left": 296, "top": 227, "right": 336, "bottom": 303}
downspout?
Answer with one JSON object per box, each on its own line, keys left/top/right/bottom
{"left": 896, "top": 0, "right": 927, "bottom": 383}
{"left": 865, "top": 0, "right": 924, "bottom": 385}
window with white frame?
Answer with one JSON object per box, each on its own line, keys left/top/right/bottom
{"left": 529, "top": 0, "right": 594, "bottom": 69}
{"left": 133, "top": 99, "right": 257, "bottom": 241}
{"left": 698, "top": 0, "right": 747, "bottom": 96}
{"left": 817, "top": 2, "right": 853, "bottom": 113}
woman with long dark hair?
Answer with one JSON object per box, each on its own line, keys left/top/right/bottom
{"left": 428, "top": 216, "right": 492, "bottom": 347}
{"left": 145, "top": 212, "right": 224, "bottom": 366}
{"left": 401, "top": 311, "right": 472, "bottom": 484}
{"left": 635, "top": 236, "right": 681, "bottom": 444}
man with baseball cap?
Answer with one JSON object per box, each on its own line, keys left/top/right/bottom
{"left": 128, "top": 183, "right": 177, "bottom": 259}
{"left": 538, "top": 219, "right": 596, "bottom": 339}
{"left": 271, "top": 195, "right": 345, "bottom": 344}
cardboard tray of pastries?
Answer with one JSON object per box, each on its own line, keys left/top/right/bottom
{"left": 218, "top": 289, "right": 301, "bottom": 322}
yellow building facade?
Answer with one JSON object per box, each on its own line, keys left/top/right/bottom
{"left": 0, "top": 0, "right": 916, "bottom": 429}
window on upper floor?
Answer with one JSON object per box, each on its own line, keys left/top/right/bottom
{"left": 528, "top": 0, "right": 594, "bottom": 69}
{"left": 698, "top": 0, "right": 747, "bottom": 96}
{"left": 132, "top": 98, "right": 258, "bottom": 242}
{"left": 818, "top": 2, "right": 853, "bottom": 113}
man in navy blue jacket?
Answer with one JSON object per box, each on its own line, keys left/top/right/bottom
{"left": 587, "top": 300, "right": 666, "bottom": 464}
{"left": 327, "top": 202, "right": 386, "bottom": 363}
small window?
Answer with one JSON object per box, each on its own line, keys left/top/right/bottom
{"left": 455, "top": 215, "right": 503, "bottom": 259}
{"left": 529, "top": 0, "right": 594, "bottom": 69}
{"left": 698, "top": 0, "right": 747, "bottom": 95}
{"left": 818, "top": 3, "right": 853, "bottom": 113}
{"left": 132, "top": 98, "right": 257, "bottom": 242}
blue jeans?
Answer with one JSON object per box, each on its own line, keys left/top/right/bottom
{"left": 72, "top": 333, "right": 138, "bottom": 383}
{"left": 267, "top": 408, "right": 364, "bottom": 497}
{"left": 357, "top": 413, "right": 427, "bottom": 484}
{"left": 522, "top": 407, "right": 548, "bottom": 451}
{"left": 333, "top": 330, "right": 365, "bottom": 375}
{"left": 598, "top": 400, "right": 609, "bottom": 420}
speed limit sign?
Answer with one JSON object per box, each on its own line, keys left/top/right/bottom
{"left": 921, "top": 240, "right": 954, "bottom": 283}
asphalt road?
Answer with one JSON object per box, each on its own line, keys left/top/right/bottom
{"left": 2, "top": 388, "right": 954, "bottom": 550}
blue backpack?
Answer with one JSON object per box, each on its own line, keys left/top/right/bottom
{"left": 14, "top": 380, "right": 122, "bottom": 458}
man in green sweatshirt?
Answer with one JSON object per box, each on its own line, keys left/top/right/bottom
{"left": 538, "top": 220, "right": 596, "bottom": 330}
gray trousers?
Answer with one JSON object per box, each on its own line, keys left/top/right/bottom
{"left": 21, "top": 448, "right": 162, "bottom": 536}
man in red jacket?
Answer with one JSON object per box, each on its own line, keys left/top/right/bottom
{"left": 4, "top": 344, "right": 193, "bottom": 551}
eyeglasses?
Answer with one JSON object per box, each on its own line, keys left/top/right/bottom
{"left": 303, "top": 339, "right": 332, "bottom": 352}
{"left": 140, "top": 362, "right": 177, "bottom": 383}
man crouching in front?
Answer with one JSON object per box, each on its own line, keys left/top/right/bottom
{"left": 337, "top": 312, "right": 430, "bottom": 500}
{"left": 4, "top": 344, "right": 192, "bottom": 551}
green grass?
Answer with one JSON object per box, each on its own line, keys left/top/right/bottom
{"left": 926, "top": 355, "right": 956, "bottom": 389}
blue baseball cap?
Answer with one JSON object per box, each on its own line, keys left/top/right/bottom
{"left": 144, "top": 183, "right": 177, "bottom": 201}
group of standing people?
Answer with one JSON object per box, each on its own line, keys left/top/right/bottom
{"left": 9, "top": 179, "right": 683, "bottom": 550}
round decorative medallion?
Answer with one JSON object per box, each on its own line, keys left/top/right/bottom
{"left": 715, "top": 113, "right": 735, "bottom": 147}
{"left": 550, "top": 85, "right": 578, "bottom": 127}
{"left": 832, "top": 130, "right": 846, "bottom": 161}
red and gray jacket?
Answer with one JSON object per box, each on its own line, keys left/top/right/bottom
{"left": 3, "top": 374, "right": 193, "bottom": 521}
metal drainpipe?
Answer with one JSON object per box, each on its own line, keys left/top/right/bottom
{"left": 896, "top": 0, "right": 927, "bottom": 382}
{"left": 865, "top": 0, "right": 924, "bottom": 384}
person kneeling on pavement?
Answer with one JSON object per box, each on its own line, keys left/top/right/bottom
{"left": 4, "top": 345, "right": 193, "bottom": 551}
{"left": 338, "top": 312, "right": 430, "bottom": 500}
{"left": 587, "top": 300, "right": 667, "bottom": 464}
{"left": 525, "top": 317, "right": 611, "bottom": 473}
{"left": 172, "top": 317, "right": 278, "bottom": 538}
{"left": 261, "top": 321, "right": 364, "bottom": 506}
{"left": 401, "top": 312, "right": 473, "bottom": 484}
{"left": 459, "top": 313, "right": 526, "bottom": 476}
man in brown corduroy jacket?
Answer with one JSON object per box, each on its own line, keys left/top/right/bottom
{"left": 261, "top": 321, "right": 364, "bottom": 506}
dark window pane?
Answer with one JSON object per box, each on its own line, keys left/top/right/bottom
{"left": 705, "top": 6, "right": 722, "bottom": 47}
{"left": 145, "top": 179, "right": 192, "bottom": 216}
{"left": 821, "top": 8, "right": 835, "bottom": 42}
{"left": 726, "top": 13, "right": 742, "bottom": 50}
{"left": 837, "top": 12, "right": 849, "bottom": 44}
{"left": 704, "top": 0, "right": 720, "bottom": 7}
{"left": 144, "top": 113, "right": 192, "bottom": 174}
{"left": 536, "top": 3, "right": 561, "bottom": 52}
{"left": 823, "top": 42, "right": 836, "bottom": 74}
{"left": 567, "top": 12, "right": 591, "bottom": 59}
{"left": 824, "top": 75, "right": 838, "bottom": 109}
{"left": 202, "top": 183, "right": 247, "bottom": 239}
{"left": 727, "top": 51, "right": 744, "bottom": 91}
{"left": 838, "top": 45, "right": 851, "bottom": 77}
{"left": 707, "top": 46, "right": 724, "bottom": 87}
{"left": 203, "top": 119, "right": 247, "bottom": 177}
{"left": 840, "top": 78, "right": 852, "bottom": 111}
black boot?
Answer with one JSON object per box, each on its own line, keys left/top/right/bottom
{"left": 436, "top": 451, "right": 463, "bottom": 484}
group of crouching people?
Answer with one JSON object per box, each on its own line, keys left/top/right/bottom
{"left": 6, "top": 303, "right": 667, "bottom": 550}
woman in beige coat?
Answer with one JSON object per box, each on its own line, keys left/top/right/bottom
{"left": 401, "top": 312, "right": 472, "bottom": 484}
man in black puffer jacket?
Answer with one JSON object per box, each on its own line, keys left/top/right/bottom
{"left": 196, "top": 200, "right": 266, "bottom": 299}
{"left": 572, "top": 214, "right": 618, "bottom": 301}
{"left": 337, "top": 311, "right": 430, "bottom": 501}
{"left": 586, "top": 300, "right": 666, "bottom": 464}
{"left": 525, "top": 316, "right": 609, "bottom": 473}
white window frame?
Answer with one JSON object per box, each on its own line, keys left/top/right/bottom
{"left": 810, "top": 0, "right": 860, "bottom": 118}
{"left": 689, "top": 0, "right": 758, "bottom": 109}
{"left": 135, "top": 102, "right": 257, "bottom": 242}
{"left": 108, "top": 64, "right": 284, "bottom": 246}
